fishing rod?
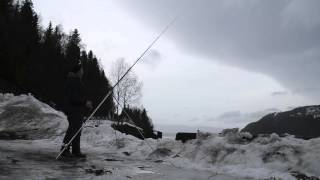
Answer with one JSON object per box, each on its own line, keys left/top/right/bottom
{"left": 56, "top": 17, "right": 177, "bottom": 160}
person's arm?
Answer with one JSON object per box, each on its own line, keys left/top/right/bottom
{"left": 86, "top": 100, "right": 93, "bottom": 110}
{"left": 80, "top": 79, "right": 93, "bottom": 110}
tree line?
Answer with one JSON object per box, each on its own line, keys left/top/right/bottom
{"left": 0, "top": 0, "right": 113, "bottom": 116}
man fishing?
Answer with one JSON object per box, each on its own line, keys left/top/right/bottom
{"left": 56, "top": 16, "right": 176, "bottom": 160}
{"left": 61, "top": 63, "right": 92, "bottom": 158}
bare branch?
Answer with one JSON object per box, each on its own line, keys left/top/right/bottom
{"left": 109, "top": 58, "right": 143, "bottom": 115}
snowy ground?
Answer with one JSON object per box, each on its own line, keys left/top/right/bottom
{"left": 0, "top": 139, "right": 245, "bottom": 180}
{"left": 1, "top": 94, "right": 320, "bottom": 180}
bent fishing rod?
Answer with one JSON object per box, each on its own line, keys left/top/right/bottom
{"left": 56, "top": 17, "right": 177, "bottom": 160}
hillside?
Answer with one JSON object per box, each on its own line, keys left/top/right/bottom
{"left": 242, "top": 106, "right": 320, "bottom": 139}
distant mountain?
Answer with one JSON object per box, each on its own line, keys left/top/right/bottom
{"left": 241, "top": 105, "right": 320, "bottom": 139}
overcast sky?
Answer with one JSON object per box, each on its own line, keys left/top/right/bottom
{"left": 33, "top": 0, "right": 320, "bottom": 130}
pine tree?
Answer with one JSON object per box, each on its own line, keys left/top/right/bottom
{"left": 14, "top": 0, "right": 40, "bottom": 90}
{"left": 0, "top": 0, "right": 13, "bottom": 16}
{"left": 0, "top": 0, "right": 13, "bottom": 80}
{"left": 44, "top": 22, "right": 53, "bottom": 44}
{"left": 19, "top": 0, "right": 40, "bottom": 47}
{"left": 65, "top": 29, "right": 81, "bottom": 71}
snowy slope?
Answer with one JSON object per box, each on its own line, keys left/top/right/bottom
{"left": 0, "top": 93, "right": 67, "bottom": 139}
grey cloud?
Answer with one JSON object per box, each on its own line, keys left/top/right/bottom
{"left": 189, "top": 117, "right": 200, "bottom": 122}
{"left": 141, "top": 49, "right": 162, "bottom": 68}
{"left": 209, "top": 108, "right": 281, "bottom": 127}
{"left": 173, "top": 113, "right": 180, "bottom": 118}
{"left": 286, "top": 106, "right": 296, "bottom": 110}
{"left": 245, "top": 108, "right": 280, "bottom": 119}
{"left": 271, "top": 91, "right": 289, "bottom": 96}
{"left": 264, "top": 108, "right": 280, "bottom": 112}
{"left": 292, "top": 87, "right": 320, "bottom": 94}
{"left": 119, "top": 0, "right": 320, "bottom": 99}
{"left": 218, "top": 111, "right": 241, "bottom": 119}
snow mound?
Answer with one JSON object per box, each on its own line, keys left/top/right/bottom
{"left": 82, "top": 121, "right": 320, "bottom": 180}
{"left": 0, "top": 94, "right": 68, "bottom": 139}
{"left": 166, "top": 131, "right": 320, "bottom": 179}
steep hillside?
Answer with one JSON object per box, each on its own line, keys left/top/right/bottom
{"left": 242, "top": 106, "right": 320, "bottom": 139}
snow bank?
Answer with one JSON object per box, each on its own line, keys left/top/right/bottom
{"left": 82, "top": 121, "right": 320, "bottom": 180}
{"left": 0, "top": 94, "right": 68, "bottom": 139}
{"left": 168, "top": 131, "right": 320, "bottom": 179}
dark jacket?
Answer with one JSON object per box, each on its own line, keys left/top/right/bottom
{"left": 64, "top": 72, "right": 86, "bottom": 117}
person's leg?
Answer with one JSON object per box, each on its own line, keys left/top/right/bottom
{"left": 72, "top": 122, "right": 86, "bottom": 157}
{"left": 69, "top": 111, "right": 86, "bottom": 157}
{"left": 71, "top": 122, "right": 81, "bottom": 154}
{"left": 60, "top": 119, "right": 73, "bottom": 156}
{"left": 63, "top": 121, "right": 72, "bottom": 144}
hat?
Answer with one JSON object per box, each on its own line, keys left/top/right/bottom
{"left": 71, "top": 63, "right": 82, "bottom": 73}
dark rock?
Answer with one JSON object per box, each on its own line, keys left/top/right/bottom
{"left": 105, "top": 158, "right": 124, "bottom": 162}
{"left": 85, "top": 168, "right": 112, "bottom": 176}
{"left": 291, "top": 171, "right": 319, "bottom": 180}
{"left": 175, "top": 132, "right": 197, "bottom": 143}
{"left": 149, "top": 148, "right": 172, "bottom": 158}
{"left": 154, "top": 160, "right": 164, "bottom": 163}
{"left": 122, "top": 151, "right": 131, "bottom": 156}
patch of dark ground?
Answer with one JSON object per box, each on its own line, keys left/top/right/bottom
{"left": 0, "top": 140, "right": 96, "bottom": 180}
{"left": 291, "top": 171, "right": 320, "bottom": 180}
{"left": 85, "top": 165, "right": 113, "bottom": 176}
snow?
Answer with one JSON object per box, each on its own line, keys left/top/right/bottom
{"left": 289, "top": 106, "right": 320, "bottom": 119}
{"left": 81, "top": 121, "right": 320, "bottom": 180}
{"left": 0, "top": 94, "right": 320, "bottom": 180}
{"left": 0, "top": 93, "right": 68, "bottom": 139}
{"left": 306, "top": 106, "right": 320, "bottom": 119}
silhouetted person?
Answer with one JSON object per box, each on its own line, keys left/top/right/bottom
{"left": 61, "top": 63, "right": 92, "bottom": 158}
